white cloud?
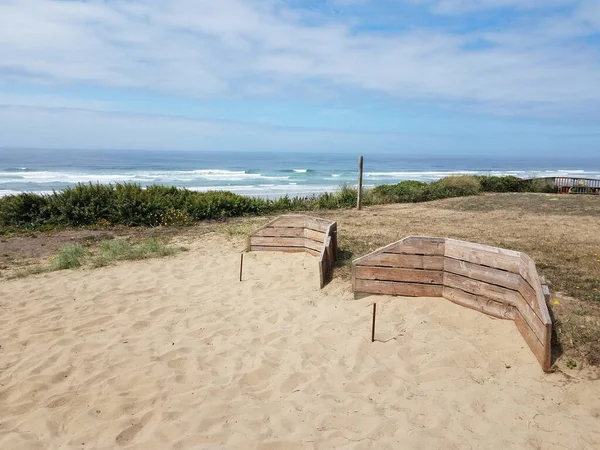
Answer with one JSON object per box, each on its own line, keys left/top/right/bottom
{"left": 424, "top": 0, "right": 578, "bottom": 14}
{"left": 0, "top": 0, "right": 599, "bottom": 115}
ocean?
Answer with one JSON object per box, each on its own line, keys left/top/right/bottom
{"left": 1, "top": 149, "right": 599, "bottom": 198}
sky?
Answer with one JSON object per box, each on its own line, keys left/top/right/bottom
{"left": 0, "top": 0, "right": 599, "bottom": 155}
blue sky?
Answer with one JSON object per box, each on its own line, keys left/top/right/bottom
{"left": 0, "top": 0, "right": 599, "bottom": 155}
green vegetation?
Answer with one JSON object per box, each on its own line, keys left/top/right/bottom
{"left": 13, "top": 238, "right": 183, "bottom": 277}
{"left": 54, "top": 244, "right": 88, "bottom": 270}
{"left": 0, "top": 176, "right": 559, "bottom": 232}
{"left": 91, "top": 238, "right": 181, "bottom": 268}
{"left": 370, "top": 174, "right": 552, "bottom": 204}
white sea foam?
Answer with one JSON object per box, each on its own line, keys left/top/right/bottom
{"left": 2, "top": 166, "right": 599, "bottom": 198}
{"left": 0, "top": 189, "right": 53, "bottom": 197}
{"left": 0, "top": 169, "right": 290, "bottom": 184}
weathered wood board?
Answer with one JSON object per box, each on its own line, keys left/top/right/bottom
{"left": 352, "top": 236, "right": 553, "bottom": 372}
{"left": 355, "top": 266, "right": 443, "bottom": 285}
{"left": 249, "top": 215, "right": 337, "bottom": 289}
{"left": 443, "top": 286, "right": 515, "bottom": 320}
{"left": 355, "top": 279, "right": 443, "bottom": 297}
{"left": 253, "top": 227, "right": 304, "bottom": 238}
{"left": 355, "top": 254, "right": 444, "bottom": 270}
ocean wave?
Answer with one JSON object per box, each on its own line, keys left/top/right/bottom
{"left": 364, "top": 169, "right": 600, "bottom": 181}
{"left": 185, "top": 169, "right": 246, "bottom": 175}
{"left": 0, "top": 170, "right": 290, "bottom": 184}
{"left": 3, "top": 167, "right": 31, "bottom": 172}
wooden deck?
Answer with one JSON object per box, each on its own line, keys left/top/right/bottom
{"left": 553, "top": 177, "right": 600, "bottom": 194}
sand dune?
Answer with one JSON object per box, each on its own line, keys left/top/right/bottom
{"left": 1, "top": 234, "right": 599, "bottom": 449}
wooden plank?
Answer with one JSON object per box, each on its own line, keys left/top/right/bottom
{"left": 444, "top": 257, "right": 521, "bottom": 290}
{"left": 355, "top": 266, "right": 443, "bottom": 285}
{"left": 331, "top": 223, "right": 338, "bottom": 260}
{"left": 254, "top": 227, "right": 304, "bottom": 238}
{"left": 305, "top": 238, "right": 324, "bottom": 253}
{"left": 443, "top": 272, "right": 547, "bottom": 342}
{"left": 542, "top": 284, "right": 551, "bottom": 302}
{"left": 304, "top": 216, "right": 331, "bottom": 232}
{"left": 250, "top": 236, "right": 305, "bottom": 247}
{"left": 445, "top": 239, "right": 522, "bottom": 274}
{"left": 249, "top": 216, "right": 285, "bottom": 235}
{"left": 518, "top": 253, "right": 543, "bottom": 292}
{"left": 250, "top": 246, "right": 306, "bottom": 253}
{"left": 386, "top": 237, "right": 445, "bottom": 256}
{"left": 356, "top": 254, "right": 444, "bottom": 270}
{"left": 442, "top": 286, "right": 515, "bottom": 320}
{"left": 352, "top": 236, "right": 431, "bottom": 265}
{"left": 354, "top": 279, "right": 443, "bottom": 297}
{"left": 519, "top": 256, "right": 552, "bottom": 325}
{"left": 250, "top": 246, "right": 320, "bottom": 257}
{"left": 269, "top": 216, "right": 306, "bottom": 228}
{"left": 514, "top": 310, "right": 552, "bottom": 372}
{"left": 325, "top": 236, "right": 333, "bottom": 272}
{"left": 517, "top": 278, "right": 548, "bottom": 324}
{"left": 443, "top": 272, "right": 519, "bottom": 307}
{"left": 319, "top": 254, "right": 325, "bottom": 288}
{"left": 320, "top": 235, "right": 334, "bottom": 288}
{"left": 305, "top": 248, "right": 320, "bottom": 257}
{"left": 304, "top": 228, "right": 326, "bottom": 243}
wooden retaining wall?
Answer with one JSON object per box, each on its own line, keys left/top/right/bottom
{"left": 353, "top": 236, "right": 553, "bottom": 372}
{"left": 249, "top": 215, "right": 337, "bottom": 288}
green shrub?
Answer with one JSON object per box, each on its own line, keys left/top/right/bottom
{"left": 421, "top": 176, "right": 482, "bottom": 201}
{"left": 372, "top": 180, "right": 427, "bottom": 203}
{"left": 185, "top": 190, "right": 270, "bottom": 220}
{"left": 336, "top": 184, "right": 359, "bottom": 208}
{"left": 476, "top": 175, "right": 528, "bottom": 193}
{"left": 47, "top": 183, "right": 115, "bottom": 226}
{"left": 112, "top": 184, "right": 160, "bottom": 226}
{"left": 528, "top": 178, "right": 556, "bottom": 193}
{"left": 53, "top": 245, "right": 88, "bottom": 270}
{"left": 0, "top": 192, "right": 50, "bottom": 227}
{"left": 0, "top": 175, "right": 552, "bottom": 231}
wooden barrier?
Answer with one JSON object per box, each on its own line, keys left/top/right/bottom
{"left": 249, "top": 215, "right": 337, "bottom": 288}
{"left": 524, "top": 176, "right": 600, "bottom": 194}
{"left": 353, "top": 236, "right": 553, "bottom": 372}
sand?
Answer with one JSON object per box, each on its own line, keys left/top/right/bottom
{"left": 1, "top": 234, "right": 599, "bottom": 450}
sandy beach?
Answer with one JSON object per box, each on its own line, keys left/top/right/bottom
{"left": 1, "top": 233, "right": 599, "bottom": 449}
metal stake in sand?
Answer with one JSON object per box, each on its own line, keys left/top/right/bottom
{"left": 371, "top": 303, "right": 377, "bottom": 342}
{"left": 239, "top": 253, "right": 244, "bottom": 282}
{"left": 357, "top": 155, "right": 364, "bottom": 211}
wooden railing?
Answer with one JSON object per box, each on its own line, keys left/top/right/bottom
{"left": 353, "top": 236, "right": 553, "bottom": 371}
{"left": 249, "top": 215, "right": 337, "bottom": 288}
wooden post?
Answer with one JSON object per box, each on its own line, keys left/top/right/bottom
{"left": 357, "top": 155, "right": 364, "bottom": 211}
{"left": 371, "top": 303, "right": 376, "bottom": 342}
{"left": 239, "top": 253, "right": 244, "bottom": 282}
